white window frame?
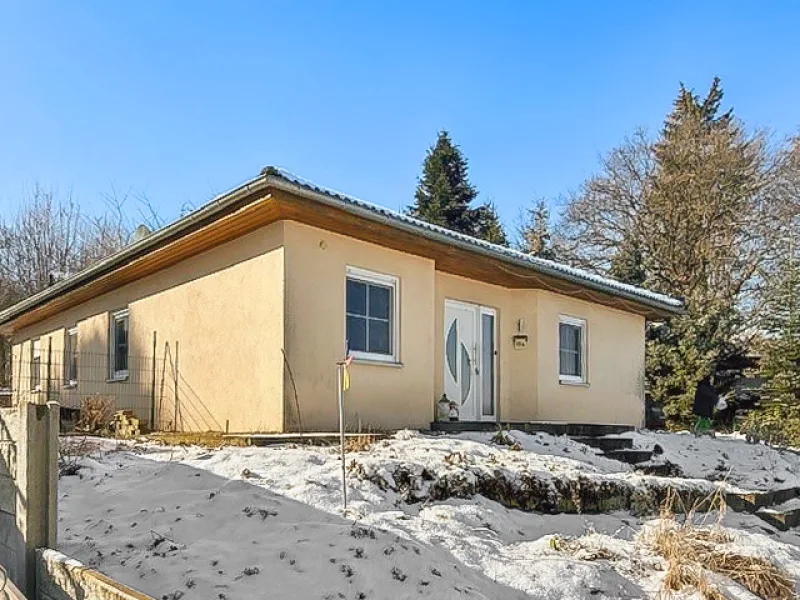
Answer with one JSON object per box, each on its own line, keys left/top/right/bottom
{"left": 31, "top": 338, "right": 42, "bottom": 392}
{"left": 109, "top": 309, "right": 130, "bottom": 381}
{"left": 64, "top": 327, "right": 78, "bottom": 386}
{"left": 345, "top": 266, "right": 400, "bottom": 364}
{"left": 558, "top": 315, "right": 588, "bottom": 385}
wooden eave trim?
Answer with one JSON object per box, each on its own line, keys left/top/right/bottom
{"left": 2, "top": 193, "right": 278, "bottom": 333}
{"left": 2, "top": 188, "right": 670, "bottom": 333}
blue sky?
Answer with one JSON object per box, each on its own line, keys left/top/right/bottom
{"left": 1, "top": 2, "right": 799, "bottom": 229}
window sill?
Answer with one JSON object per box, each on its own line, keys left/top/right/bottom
{"left": 107, "top": 375, "right": 129, "bottom": 383}
{"left": 63, "top": 382, "right": 78, "bottom": 390}
{"left": 352, "top": 357, "right": 404, "bottom": 368}
{"left": 559, "top": 378, "right": 590, "bottom": 387}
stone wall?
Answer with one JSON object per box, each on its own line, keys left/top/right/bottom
{"left": 37, "top": 550, "right": 155, "bottom": 600}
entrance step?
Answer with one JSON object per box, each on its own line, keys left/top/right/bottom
{"left": 725, "top": 487, "right": 800, "bottom": 513}
{"left": 602, "top": 448, "right": 654, "bottom": 464}
{"left": 756, "top": 499, "right": 800, "bottom": 531}
{"left": 572, "top": 435, "right": 633, "bottom": 452}
{"left": 428, "top": 421, "right": 634, "bottom": 437}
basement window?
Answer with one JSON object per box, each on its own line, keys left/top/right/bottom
{"left": 559, "top": 315, "right": 587, "bottom": 384}
{"left": 109, "top": 309, "right": 129, "bottom": 380}
{"left": 345, "top": 266, "right": 399, "bottom": 363}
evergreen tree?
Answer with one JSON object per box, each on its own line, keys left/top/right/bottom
{"left": 408, "top": 130, "right": 508, "bottom": 245}
{"left": 609, "top": 236, "right": 645, "bottom": 286}
{"left": 472, "top": 202, "right": 508, "bottom": 246}
{"left": 517, "top": 200, "right": 556, "bottom": 259}
{"left": 643, "top": 78, "right": 764, "bottom": 426}
{"left": 760, "top": 242, "right": 800, "bottom": 405}
{"left": 408, "top": 131, "right": 479, "bottom": 233}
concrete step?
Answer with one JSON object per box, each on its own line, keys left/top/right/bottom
{"left": 603, "top": 448, "right": 654, "bottom": 464}
{"left": 756, "top": 499, "right": 800, "bottom": 531}
{"left": 428, "top": 421, "right": 634, "bottom": 437}
{"left": 572, "top": 436, "right": 633, "bottom": 452}
{"left": 725, "top": 487, "right": 800, "bottom": 513}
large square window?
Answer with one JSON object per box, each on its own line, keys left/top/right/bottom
{"left": 345, "top": 267, "right": 398, "bottom": 362}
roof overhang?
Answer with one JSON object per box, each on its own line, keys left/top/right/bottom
{"left": 0, "top": 169, "right": 682, "bottom": 334}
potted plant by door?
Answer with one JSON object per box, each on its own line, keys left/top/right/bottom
{"left": 437, "top": 394, "right": 451, "bottom": 422}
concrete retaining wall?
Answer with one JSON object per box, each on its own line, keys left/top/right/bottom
{"left": 37, "top": 549, "right": 155, "bottom": 600}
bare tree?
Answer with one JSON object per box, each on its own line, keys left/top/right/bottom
{"left": 0, "top": 183, "right": 162, "bottom": 386}
{"left": 555, "top": 129, "right": 655, "bottom": 274}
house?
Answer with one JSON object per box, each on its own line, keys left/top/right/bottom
{"left": 0, "top": 168, "right": 682, "bottom": 433}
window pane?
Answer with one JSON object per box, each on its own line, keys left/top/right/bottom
{"left": 482, "top": 314, "right": 495, "bottom": 416}
{"left": 560, "top": 323, "right": 576, "bottom": 352}
{"left": 347, "top": 315, "right": 367, "bottom": 352}
{"left": 31, "top": 358, "right": 40, "bottom": 389}
{"left": 460, "top": 344, "right": 472, "bottom": 404}
{"left": 560, "top": 349, "right": 578, "bottom": 376}
{"left": 67, "top": 332, "right": 78, "bottom": 381}
{"left": 368, "top": 284, "right": 391, "bottom": 320}
{"left": 446, "top": 320, "right": 458, "bottom": 380}
{"left": 367, "top": 318, "right": 391, "bottom": 355}
{"left": 346, "top": 279, "right": 367, "bottom": 316}
{"left": 115, "top": 317, "right": 128, "bottom": 373}
{"left": 559, "top": 322, "right": 583, "bottom": 378}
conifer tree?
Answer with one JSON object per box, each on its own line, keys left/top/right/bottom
{"left": 517, "top": 200, "right": 556, "bottom": 259}
{"left": 760, "top": 241, "right": 800, "bottom": 405}
{"left": 408, "top": 131, "right": 479, "bottom": 233}
{"left": 408, "top": 131, "right": 508, "bottom": 245}
{"left": 472, "top": 202, "right": 508, "bottom": 246}
{"left": 643, "top": 78, "right": 763, "bottom": 426}
{"left": 609, "top": 236, "right": 645, "bottom": 285}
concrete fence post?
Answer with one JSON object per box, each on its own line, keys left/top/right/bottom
{"left": 13, "top": 401, "right": 59, "bottom": 598}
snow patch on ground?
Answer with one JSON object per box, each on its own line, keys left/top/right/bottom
{"left": 626, "top": 430, "right": 800, "bottom": 490}
{"left": 58, "top": 430, "right": 800, "bottom": 599}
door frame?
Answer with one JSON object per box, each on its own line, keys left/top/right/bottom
{"left": 443, "top": 299, "right": 498, "bottom": 422}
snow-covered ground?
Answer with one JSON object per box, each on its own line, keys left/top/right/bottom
{"left": 58, "top": 430, "right": 800, "bottom": 599}
{"left": 626, "top": 430, "right": 800, "bottom": 490}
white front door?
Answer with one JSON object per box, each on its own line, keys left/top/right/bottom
{"left": 444, "top": 300, "right": 497, "bottom": 421}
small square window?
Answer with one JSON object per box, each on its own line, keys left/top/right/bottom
{"left": 559, "top": 316, "right": 587, "bottom": 384}
{"left": 110, "top": 310, "right": 129, "bottom": 380}
{"left": 345, "top": 267, "right": 399, "bottom": 362}
{"left": 65, "top": 327, "right": 78, "bottom": 385}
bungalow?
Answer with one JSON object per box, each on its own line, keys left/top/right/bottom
{"left": 0, "top": 168, "right": 682, "bottom": 432}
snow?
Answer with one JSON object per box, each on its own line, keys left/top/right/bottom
{"left": 625, "top": 430, "right": 800, "bottom": 491}
{"left": 58, "top": 430, "right": 800, "bottom": 599}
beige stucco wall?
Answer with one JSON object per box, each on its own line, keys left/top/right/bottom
{"left": 282, "top": 221, "right": 436, "bottom": 431}
{"left": 12, "top": 223, "right": 285, "bottom": 433}
{"left": 534, "top": 290, "right": 646, "bottom": 427}
{"left": 433, "top": 279, "right": 644, "bottom": 426}
{"left": 8, "top": 217, "right": 647, "bottom": 433}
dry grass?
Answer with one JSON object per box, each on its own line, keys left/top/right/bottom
{"left": 345, "top": 432, "right": 379, "bottom": 453}
{"left": 146, "top": 431, "right": 249, "bottom": 447}
{"left": 646, "top": 487, "right": 796, "bottom": 600}
{"left": 76, "top": 395, "right": 113, "bottom": 434}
